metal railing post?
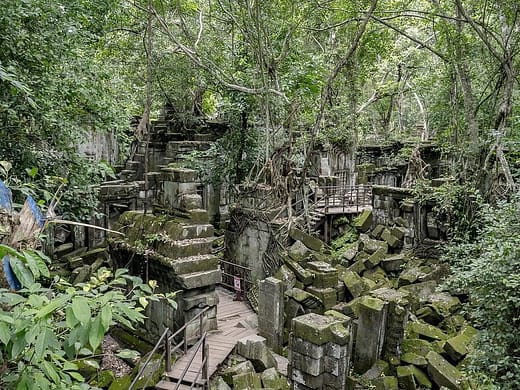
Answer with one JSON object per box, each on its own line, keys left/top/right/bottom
{"left": 199, "top": 311, "right": 204, "bottom": 338}
{"left": 203, "top": 336, "right": 209, "bottom": 389}
{"left": 165, "top": 329, "right": 172, "bottom": 372}
{"left": 184, "top": 326, "right": 188, "bottom": 353}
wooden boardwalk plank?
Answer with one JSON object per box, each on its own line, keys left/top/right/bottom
{"left": 159, "top": 288, "right": 257, "bottom": 389}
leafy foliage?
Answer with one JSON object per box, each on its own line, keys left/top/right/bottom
{"left": 0, "top": 246, "right": 176, "bottom": 389}
{"left": 412, "top": 180, "right": 483, "bottom": 240}
{"left": 443, "top": 196, "right": 520, "bottom": 388}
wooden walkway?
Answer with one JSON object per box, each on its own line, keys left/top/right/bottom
{"left": 156, "top": 288, "right": 257, "bottom": 389}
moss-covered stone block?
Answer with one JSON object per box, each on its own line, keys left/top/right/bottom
{"left": 408, "top": 321, "right": 448, "bottom": 341}
{"left": 285, "top": 288, "right": 323, "bottom": 311}
{"left": 261, "top": 368, "right": 290, "bottom": 390}
{"left": 221, "top": 361, "right": 255, "bottom": 385}
{"left": 292, "top": 313, "right": 348, "bottom": 346}
{"left": 352, "top": 210, "right": 373, "bottom": 232}
{"left": 410, "top": 365, "right": 432, "bottom": 388}
{"left": 369, "top": 224, "right": 386, "bottom": 239}
{"left": 232, "top": 371, "right": 262, "bottom": 389}
{"left": 401, "top": 352, "right": 428, "bottom": 367}
{"left": 306, "top": 286, "right": 337, "bottom": 310}
{"left": 347, "top": 258, "right": 367, "bottom": 275}
{"left": 342, "top": 270, "right": 367, "bottom": 298}
{"left": 443, "top": 327, "right": 477, "bottom": 363}
{"left": 401, "top": 338, "right": 434, "bottom": 357}
{"left": 359, "top": 234, "right": 388, "bottom": 254}
{"left": 426, "top": 351, "right": 463, "bottom": 390}
{"left": 289, "top": 228, "right": 324, "bottom": 252}
{"left": 381, "top": 229, "right": 401, "bottom": 248}
{"left": 308, "top": 261, "right": 338, "bottom": 289}
{"left": 372, "top": 376, "right": 398, "bottom": 390}
{"left": 284, "top": 258, "right": 314, "bottom": 285}
{"left": 108, "top": 375, "right": 132, "bottom": 390}
{"left": 365, "top": 248, "right": 387, "bottom": 269}
{"left": 381, "top": 254, "right": 406, "bottom": 273}
{"left": 397, "top": 365, "right": 417, "bottom": 390}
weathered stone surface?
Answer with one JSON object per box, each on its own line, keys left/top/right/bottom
{"left": 429, "top": 292, "right": 461, "bottom": 318}
{"left": 352, "top": 209, "right": 373, "bottom": 232}
{"left": 72, "top": 265, "right": 91, "bottom": 284}
{"left": 284, "top": 258, "right": 314, "bottom": 285}
{"left": 365, "top": 248, "right": 387, "bottom": 269}
{"left": 443, "top": 327, "right": 477, "bottom": 363}
{"left": 285, "top": 288, "right": 323, "bottom": 311}
{"left": 287, "top": 240, "right": 312, "bottom": 262}
{"left": 397, "top": 366, "right": 417, "bottom": 390}
{"left": 369, "top": 224, "right": 386, "bottom": 239}
{"left": 347, "top": 259, "right": 366, "bottom": 275}
{"left": 161, "top": 167, "right": 198, "bottom": 182}
{"left": 179, "top": 193, "right": 202, "bottom": 210}
{"left": 274, "top": 265, "right": 296, "bottom": 289}
{"left": 169, "top": 254, "right": 219, "bottom": 275}
{"left": 306, "top": 286, "right": 337, "bottom": 310}
{"left": 289, "top": 228, "right": 324, "bottom": 252}
{"left": 261, "top": 368, "right": 289, "bottom": 390}
{"left": 177, "top": 269, "right": 221, "bottom": 289}
{"left": 381, "top": 254, "right": 406, "bottom": 273}
{"left": 232, "top": 371, "right": 262, "bottom": 389}
{"left": 371, "top": 376, "right": 398, "bottom": 390}
{"left": 212, "top": 376, "right": 231, "bottom": 390}
{"left": 410, "top": 365, "right": 432, "bottom": 388}
{"left": 222, "top": 361, "right": 255, "bottom": 385}
{"left": 401, "top": 352, "right": 427, "bottom": 367}
{"left": 408, "top": 321, "right": 448, "bottom": 341}
{"left": 426, "top": 351, "right": 463, "bottom": 390}
{"left": 236, "top": 335, "right": 277, "bottom": 372}
{"left": 390, "top": 226, "right": 406, "bottom": 240}
{"left": 290, "top": 350, "right": 324, "bottom": 376}
{"left": 182, "top": 291, "right": 218, "bottom": 310}
{"left": 258, "top": 277, "right": 284, "bottom": 353}
{"left": 359, "top": 234, "right": 388, "bottom": 254}
{"left": 342, "top": 270, "right": 366, "bottom": 298}
{"left": 308, "top": 261, "right": 338, "bottom": 289}
{"left": 342, "top": 247, "right": 358, "bottom": 262}
{"left": 399, "top": 281, "right": 437, "bottom": 308}
{"left": 353, "top": 296, "right": 387, "bottom": 373}
{"left": 380, "top": 229, "right": 401, "bottom": 248}
{"left": 401, "top": 339, "right": 435, "bottom": 357}
{"left": 363, "top": 266, "right": 390, "bottom": 287}
{"left": 290, "top": 337, "right": 325, "bottom": 359}
{"left": 361, "top": 360, "right": 390, "bottom": 380}
{"left": 292, "top": 313, "right": 349, "bottom": 346}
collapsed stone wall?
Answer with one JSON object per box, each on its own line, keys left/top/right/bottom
{"left": 256, "top": 212, "right": 474, "bottom": 390}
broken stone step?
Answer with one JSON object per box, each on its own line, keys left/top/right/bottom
{"left": 177, "top": 269, "right": 221, "bottom": 289}
{"left": 168, "top": 254, "right": 219, "bottom": 275}
{"left": 163, "top": 223, "right": 214, "bottom": 240}
{"left": 157, "top": 236, "right": 217, "bottom": 258}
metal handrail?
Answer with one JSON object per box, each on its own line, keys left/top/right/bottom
{"left": 173, "top": 332, "right": 209, "bottom": 390}
{"left": 129, "top": 306, "right": 211, "bottom": 390}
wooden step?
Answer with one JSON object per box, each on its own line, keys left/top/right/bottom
{"left": 155, "top": 380, "right": 204, "bottom": 389}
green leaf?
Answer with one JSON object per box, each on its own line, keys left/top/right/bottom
{"left": 0, "top": 311, "right": 15, "bottom": 324}
{"left": 24, "top": 250, "right": 50, "bottom": 278}
{"left": 40, "top": 361, "right": 60, "bottom": 384}
{"left": 35, "top": 295, "right": 70, "bottom": 320}
{"left": 65, "top": 306, "right": 79, "bottom": 328}
{"left": 8, "top": 256, "right": 34, "bottom": 287}
{"left": 11, "top": 332, "right": 26, "bottom": 359}
{"left": 22, "top": 250, "right": 41, "bottom": 279}
{"left": 68, "top": 371, "right": 85, "bottom": 382}
{"left": 0, "top": 322, "right": 11, "bottom": 345}
{"left": 115, "top": 349, "right": 140, "bottom": 359}
{"left": 0, "top": 244, "right": 24, "bottom": 260}
{"left": 88, "top": 315, "right": 104, "bottom": 352}
{"left": 71, "top": 296, "right": 91, "bottom": 325}
{"left": 63, "top": 361, "right": 78, "bottom": 371}
{"left": 100, "top": 305, "right": 112, "bottom": 330}
{"left": 33, "top": 328, "right": 58, "bottom": 362}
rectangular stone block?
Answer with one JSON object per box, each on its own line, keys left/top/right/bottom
{"left": 353, "top": 296, "right": 388, "bottom": 373}
{"left": 290, "top": 337, "right": 326, "bottom": 359}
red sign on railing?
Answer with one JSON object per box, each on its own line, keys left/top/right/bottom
{"left": 233, "top": 276, "right": 242, "bottom": 292}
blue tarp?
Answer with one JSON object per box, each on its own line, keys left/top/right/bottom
{"left": 3, "top": 256, "right": 21, "bottom": 290}
{"left": 0, "top": 180, "right": 12, "bottom": 212}
{"left": 26, "top": 195, "right": 45, "bottom": 228}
